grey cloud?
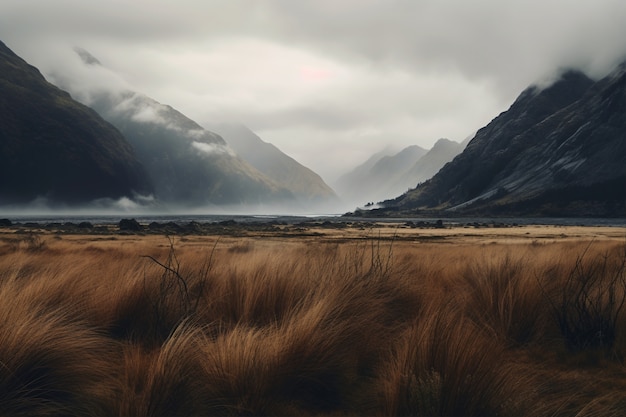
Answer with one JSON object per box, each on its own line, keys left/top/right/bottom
{"left": 251, "top": 1, "right": 626, "bottom": 96}
{"left": 1, "top": 0, "right": 625, "bottom": 183}
{"left": 202, "top": 68, "right": 496, "bottom": 141}
{"left": 6, "top": 1, "right": 626, "bottom": 80}
{"left": 5, "top": 1, "right": 625, "bottom": 94}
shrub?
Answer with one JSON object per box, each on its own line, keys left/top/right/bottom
{"left": 543, "top": 244, "right": 626, "bottom": 352}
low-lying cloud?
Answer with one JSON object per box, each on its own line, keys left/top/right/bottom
{"left": 0, "top": 193, "right": 158, "bottom": 216}
{"left": 191, "top": 141, "right": 235, "bottom": 157}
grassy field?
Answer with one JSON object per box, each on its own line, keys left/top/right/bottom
{"left": 0, "top": 223, "right": 625, "bottom": 416}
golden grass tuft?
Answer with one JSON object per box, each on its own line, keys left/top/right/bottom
{"left": 378, "top": 304, "right": 521, "bottom": 416}
{"left": 0, "top": 294, "right": 119, "bottom": 416}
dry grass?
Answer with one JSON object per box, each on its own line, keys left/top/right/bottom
{"left": 0, "top": 228, "right": 625, "bottom": 415}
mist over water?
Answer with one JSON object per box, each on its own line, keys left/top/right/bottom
{"left": 0, "top": 193, "right": 358, "bottom": 224}
{"left": 2, "top": 205, "right": 625, "bottom": 228}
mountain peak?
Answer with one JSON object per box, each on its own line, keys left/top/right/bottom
{"left": 74, "top": 47, "right": 102, "bottom": 66}
{"left": 210, "top": 123, "right": 338, "bottom": 204}
{"left": 431, "top": 138, "right": 456, "bottom": 150}
{"left": 512, "top": 69, "right": 593, "bottom": 115}
{"left": 333, "top": 141, "right": 461, "bottom": 205}
{"left": 540, "top": 69, "right": 593, "bottom": 98}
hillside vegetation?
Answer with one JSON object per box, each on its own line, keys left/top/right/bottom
{"left": 0, "top": 232, "right": 626, "bottom": 415}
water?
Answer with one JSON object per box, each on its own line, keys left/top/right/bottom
{"left": 2, "top": 212, "right": 625, "bottom": 227}
{"left": 1, "top": 213, "right": 342, "bottom": 226}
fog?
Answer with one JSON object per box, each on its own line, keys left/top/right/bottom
{"left": 0, "top": 196, "right": 351, "bottom": 219}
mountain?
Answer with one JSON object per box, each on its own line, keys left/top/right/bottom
{"left": 365, "top": 66, "right": 626, "bottom": 217}
{"left": 393, "top": 138, "right": 466, "bottom": 193}
{"left": 208, "top": 123, "right": 338, "bottom": 206}
{"left": 59, "top": 49, "right": 293, "bottom": 208}
{"left": 334, "top": 145, "right": 429, "bottom": 204}
{"left": 0, "top": 40, "right": 152, "bottom": 206}
{"left": 333, "top": 147, "right": 395, "bottom": 192}
{"left": 90, "top": 92, "right": 293, "bottom": 206}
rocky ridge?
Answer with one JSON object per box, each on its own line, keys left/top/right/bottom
{"left": 358, "top": 66, "right": 626, "bottom": 217}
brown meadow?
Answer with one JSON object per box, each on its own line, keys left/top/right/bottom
{"left": 0, "top": 223, "right": 625, "bottom": 416}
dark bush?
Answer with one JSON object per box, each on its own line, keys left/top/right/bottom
{"left": 547, "top": 245, "right": 626, "bottom": 352}
{"left": 119, "top": 218, "right": 142, "bottom": 231}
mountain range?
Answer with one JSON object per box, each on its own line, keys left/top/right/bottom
{"left": 45, "top": 47, "right": 340, "bottom": 210}
{"left": 0, "top": 40, "right": 152, "bottom": 207}
{"left": 3, "top": 37, "right": 624, "bottom": 217}
{"left": 335, "top": 139, "right": 466, "bottom": 205}
{"left": 361, "top": 65, "right": 626, "bottom": 217}
{"left": 1, "top": 41, "right": 340, "bottom": 210}
{"left": 84, "top": 89, "right": 294, "bottom": 207}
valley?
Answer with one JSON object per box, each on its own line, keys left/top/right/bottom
{"left": 1, "top": 2, "right": 625, "bottom": 415}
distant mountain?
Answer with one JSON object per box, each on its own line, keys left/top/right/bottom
{"left": 333, "top": 147, "right": 395, "bottom": 194}
{"left": 209, "top": 123, "right": 338, "bottom": 206}
{"left": 58, "top": 49, "right": 293, "bottom": 207}
{"left": 0, "top": 40, "right": 152, "bottom": 206}
{"left": 334, "top": 145, "right": 432, "bottom": 204}
{"left": 393, "top": 138, "right": 466, "bottom": 193}
{"left": 365, "top": 66, "right": 626, "bottom": 217}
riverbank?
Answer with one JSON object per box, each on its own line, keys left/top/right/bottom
{"left": 1, "top": 217, "right": 625, "bottom": 245}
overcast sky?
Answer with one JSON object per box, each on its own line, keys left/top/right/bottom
{"left": 2, "top": 0, "right": 626, "bottom": 182}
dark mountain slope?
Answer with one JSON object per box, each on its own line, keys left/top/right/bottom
{"left": 370, "top": 67, "right": 626, "bottom": 217}
{"left": 209, "top": 123, "right": 337, "bottom": 205}
{"left": 0, "top": 41, "right": 152, "bottom": 206}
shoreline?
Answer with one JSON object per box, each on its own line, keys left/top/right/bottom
{"left": 1, "top": 217, "right": 624, "bottom": 245}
